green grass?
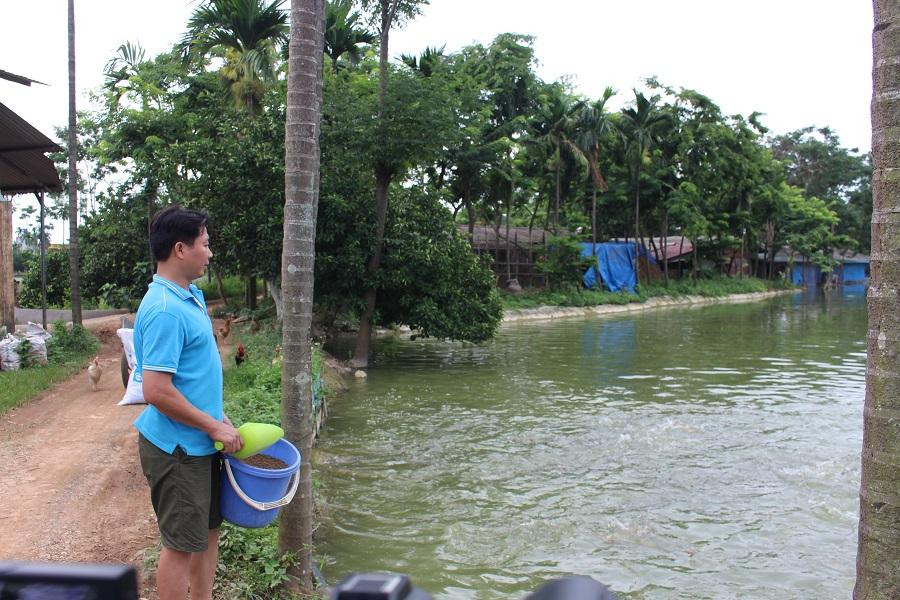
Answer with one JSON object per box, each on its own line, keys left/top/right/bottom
{"left": 197, "top": 274, "right": 247, "bottom": 302}
{"left": 501, "top": 276, "right": 792, "bottom": 311}
{"left": 215, "top": 320, "right": 326, "bottom": 599}
{"left": 0, "top": 321, "right": 100, "bottom": 417}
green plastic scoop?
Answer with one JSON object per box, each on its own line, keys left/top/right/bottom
{"left": 215, "top": 422, "right": 284, "bottom": 459}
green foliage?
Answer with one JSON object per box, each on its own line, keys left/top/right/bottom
{"left": 377, "top": 187, "right": 503, "bottom": 342}
{"left": 639, "top": 275, "right": 785, "bottom": 299}
{"left": 502, "top": 276, "right": 786, "bottom": 310}
{"left": 19, "top": 248, "right": 71, "bottom": 308}
{"left": 79, "top": 193, "right": 152, "bottom": 305}
{"left": 503, "top": 287, "right": 640, "bottom": 310}
{"left": 49, "top": 319, "right": 100, "bottom": 357}
{"left": 534, "top": 236, "right": 592, "bottom": 290}
{"left": 325, "top": 0, "right": 377, "bottom": 73}
{"left": 12, "top": 245, "right": 36, "bottom": 273}
{"left": 216, "top": 523, "right": 298, "bottom": 600}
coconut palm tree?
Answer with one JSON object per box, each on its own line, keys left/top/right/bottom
{"left": 400, "top": 45, "right": 445, "bottom": 76}
{"left": 854, "top": 1, "right": 900, "bottom": 596}
{"left": 67, "top": 0, "right": 82, "bottom": 325}
{"left": 620, "top": 90, "right": 669, "bottom": 283}
{"left": 324, "top": 0, "right": 376, "bottom": 74}
{"left": 180, "top": 0, "right": 289, "bottom": 117}
{"left": 575, "top": 87, "right": 616, "bottom": 283}
{"left": 529, "top": 83, "right": 584, "bottom": 230}
{"left": 279, "top": 0, "right": 324, "bottom": 594}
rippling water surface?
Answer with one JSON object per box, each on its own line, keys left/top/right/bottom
{"left": 316, "top": 289, "right": 867, "bottom": 599}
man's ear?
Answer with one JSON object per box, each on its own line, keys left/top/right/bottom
{"left": 173, "top": 241, "right": 184, "bottom": 259}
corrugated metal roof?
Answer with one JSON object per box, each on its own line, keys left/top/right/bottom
{"left": 0, "top": 101, "right": 62, "bottom": 194}
{"left": 609, "top": 236, "right": 694, "bottom": 261}
{"left": 0, "top": 68, "right": 48, "bottom": 87}
{"left": 458, "top": 225, "right": 554, "bottom": 250}
{"left": 765, "top": 247, "right": 870, "bottom": 264}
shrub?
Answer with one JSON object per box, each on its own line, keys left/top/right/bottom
{"left": 534, "top": 236, "right": 592, "bottom": 290}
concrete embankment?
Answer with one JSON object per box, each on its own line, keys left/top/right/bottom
{"left": 502, "top": 289, "right": 797, "bottom": 323}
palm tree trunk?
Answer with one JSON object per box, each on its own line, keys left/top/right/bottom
{"left": 279, "top": 0, "right": 325, "bottom": 594}
{"left": 662, "top": 212, "right": 669, "bottom": 287}
{"left": 855, "top": 1, "right": 900, "bottom": 596}
{"left": 67, "top": 0, "right": 82, "bottom": 326}
{"left": 554, "top": 159, "right": 561, "bottom": 231}
{"left": 506, "top": 176, "right": 512, "bottom": 283}
{"left": 465, "top": 186, "right": 475, "bottom": 242}
{"left": 591, "top": 184, "right": 598, "bottom": 286}
{"left": 634, "top": 162, "right": 641, "bottom": 286}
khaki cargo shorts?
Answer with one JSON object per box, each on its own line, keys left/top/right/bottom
{"left": 138, "top": 434, "right": 223, "bottom": 552}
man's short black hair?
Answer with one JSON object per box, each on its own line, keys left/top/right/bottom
{"left": 149, "top": 205, "right": 210, "bottom": 262}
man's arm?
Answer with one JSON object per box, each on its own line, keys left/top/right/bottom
{"left": 142, "top": 370, "right": 242, "bottom": 453}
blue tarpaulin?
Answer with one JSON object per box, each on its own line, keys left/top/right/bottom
{"left": 581, "top": 242, "right": 645, "bottom": 293}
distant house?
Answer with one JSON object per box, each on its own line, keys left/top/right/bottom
{"left": 763, "top": 248, "right": 870, "bottom": 286}
{"left": 458, "top": 225, "right": 553, "bottom": 287}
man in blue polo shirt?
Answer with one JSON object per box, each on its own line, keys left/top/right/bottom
{"left": 134, "top": 205, "right": 242, "bottom": 600}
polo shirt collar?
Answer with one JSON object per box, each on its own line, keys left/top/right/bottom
{"left": 152, "top": 274, "right": 203, "bottom": 306}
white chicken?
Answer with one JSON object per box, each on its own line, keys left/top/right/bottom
{"left": 87, "top": 356, "right": 102, "bottom": 391}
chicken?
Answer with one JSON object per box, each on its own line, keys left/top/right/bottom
{"left": 87, "top": 356, "right": 102, "bottom": 391}
{"left": 250, "top": 318, "right": 261, "bottom": 334}
{"left": 235, "top": 343, "right": 247, "bottom": 367}
{"left": 272, "top": 345, "right": 282, "bottom": 366}
{"left": 217, "top": 318, "right": 232, "bottom": 341}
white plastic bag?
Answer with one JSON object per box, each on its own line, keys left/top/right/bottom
{"left": 116, "top": 327, "right": 145, "bottom": 405}
{"left": 118, "top": 366, "right": 146, "bottom": 406}
{"left": 116, "top": 328, "right": 136, "bottom": 370}
{"left": 0, "top": 334, "right": 21, "bottom": 371}
{"left": 24, "top": 322, "right": 50, "bottom": 366}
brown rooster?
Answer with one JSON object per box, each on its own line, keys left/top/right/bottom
{"left": 235, "top": 343, "right": 247, "bottom": 367}
{"left": 87, "top": 356, "right": 102, "bottom": 391}
{"left": 272, "top": 345, "right": 282, "bottom": 366}
{"left": 217, "top": 318, "right": 232, "bottom": 341}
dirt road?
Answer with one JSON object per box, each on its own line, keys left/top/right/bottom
{"left": 0, "top": 314, "right": 234, "bottom": 597}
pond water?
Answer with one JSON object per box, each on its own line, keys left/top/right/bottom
{"left": 316, "top": 288, "right": 867, "bottom": 599}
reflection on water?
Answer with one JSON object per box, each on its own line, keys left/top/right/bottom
{"left": 316, "top": 290, "right": 866, "bottom": 599}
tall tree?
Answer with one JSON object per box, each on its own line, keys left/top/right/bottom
{"left": 67, "top": 0, "right": 82, "bottom": 325}
{"left": 855, "top": 0, "right": 900, "bottom": 596}
{"left": 530, "top": 83, "right": 583, "bottom": 230}
{"left": 279, "top": 0, "right": 324, "bottom": 594}
{"left": 620, "top": 90, "right": 668, "bottom": 283}
{"left": 351, "top": 0, "right": 428, "bottom": 367}
{"left": 575, "top": 88, "right": 615, "bottom": 279}
{"left": 324, "top": 0, "right": 377, "bottom": 74}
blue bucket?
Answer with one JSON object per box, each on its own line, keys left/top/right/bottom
{"left": 220, "top": 438, "right": 301, "bottom": 528}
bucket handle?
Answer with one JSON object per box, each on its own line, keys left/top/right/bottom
{"left": 223, "top": 458, "right": 300, "bottom": 512}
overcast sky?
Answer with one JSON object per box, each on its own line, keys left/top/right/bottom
{"left": 2, "top": 0, "right": 874, "bottom": 241}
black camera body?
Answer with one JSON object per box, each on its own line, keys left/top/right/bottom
{"left": 330, "top": 573, "right": 618, "bottom": 600}
{"left": 0, "top": 561, "right": 138, "bottom": 600}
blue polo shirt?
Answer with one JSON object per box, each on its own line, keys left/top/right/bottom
{"left": 133, "top": 274, "right": 223, "bottom": 456}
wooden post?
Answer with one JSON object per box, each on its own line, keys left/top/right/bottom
{"left": 39, "top": 192, "right": 47, "bottom": 330}
{"left": 0, "top": 196, "right": 14, "bottom": 334}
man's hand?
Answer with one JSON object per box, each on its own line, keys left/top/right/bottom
{"left": 210, "top": 420, "right": 243, "bottom": 454}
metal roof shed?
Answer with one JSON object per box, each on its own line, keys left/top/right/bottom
{"left": 0, "top": 100, "right": 63, "bottom": 333}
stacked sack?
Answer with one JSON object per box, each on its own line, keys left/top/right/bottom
{"left": 0, "top": 323, "right": 52, "bottom": 371}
